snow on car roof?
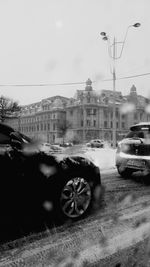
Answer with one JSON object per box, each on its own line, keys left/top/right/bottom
{"left": 130, "top": 122, "right": 150, "bottom": 131}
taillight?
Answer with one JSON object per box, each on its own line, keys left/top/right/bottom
{"left": 117, "top": 142, "right": 129, "bottom": 153}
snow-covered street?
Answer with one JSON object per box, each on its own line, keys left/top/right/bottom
{"left": 84, "top": 147, "right": 116, "bottom": 171}
{"left": 61, "top": 145, "right": 117, "bottom": 171}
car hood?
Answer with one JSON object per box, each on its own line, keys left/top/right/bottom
{"left": 54, "top": 151, "right": 98, "bottom": 169}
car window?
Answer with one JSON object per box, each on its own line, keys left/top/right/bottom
{"left": 126, "top": 130, "right": 146, "bottom": 139}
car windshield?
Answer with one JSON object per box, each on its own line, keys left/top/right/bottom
{"left": 1, "top": 1, "right": 150, "bottom": 264}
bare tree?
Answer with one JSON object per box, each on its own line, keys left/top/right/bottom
{"left": 0, "top": 96, "right": 21, "bottom": 122}
{"left": 57, "top": 120, "right": 72, "bottom": 144}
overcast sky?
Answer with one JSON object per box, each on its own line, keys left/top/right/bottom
{"left": 0, "top": 0, "right": 149, "bottom": 105}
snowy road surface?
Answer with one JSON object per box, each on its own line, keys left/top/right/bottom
{"left": 1, "top": 147, "right": 150, "bottom": 266}
{"left": 58, "top": 145, "right": 117, "bottom": 171}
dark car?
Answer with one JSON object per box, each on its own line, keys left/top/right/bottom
{"left": 60, "top": 142, "right": 73, "bottom": 147}
{"left": 0, "top": 123, "right": 102, "bottom": 241}
{"left": 116, "top": 122, "right": 150, "bottom": 178}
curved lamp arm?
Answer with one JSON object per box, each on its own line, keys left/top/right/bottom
{"left": 117, "top": 23, "right": 141, "bottom": 59}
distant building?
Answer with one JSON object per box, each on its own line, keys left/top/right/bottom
{"left": 5, "top": 79, "right": 150, "bottom": 144}
{"left": 6, "top": 95, "right": 69, "bottom": 144}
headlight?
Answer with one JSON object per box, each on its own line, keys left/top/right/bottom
{"left": 92, "top": 158, "right": 100, "bottom": 167}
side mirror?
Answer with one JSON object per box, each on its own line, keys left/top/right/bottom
{"left": 11, "top": 139, "right": 22, "bottom": 150}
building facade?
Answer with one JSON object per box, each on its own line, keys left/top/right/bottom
{"left": 5, "top": 79, "right": 150, "bottom": 144}
{"left": 6, "top": 96, "right": 69, "bottom": 144}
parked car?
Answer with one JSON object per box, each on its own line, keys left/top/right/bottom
{"left": 87, "top": 139, "right": 104, "bottom": 148}
{"left": 40, "top": 142, "right": 63, "bottom": 154}
{"left": 0, "top": 123, "right": 102, "bottom": 240}
{"left": 116, "top": 122, "right": 150, "bottom": 178}
{"left": 60, "top": 142, "right": 73, "bottom": 147}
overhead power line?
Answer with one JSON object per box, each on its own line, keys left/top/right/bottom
{"left": 102, "top": 72, "right": 150, "bottom": 82}
{"left": 0, "top": 72, "right": 150, "bottom": 87}
{"left": 0, "top": 81, "right": 86, "bottom": 87}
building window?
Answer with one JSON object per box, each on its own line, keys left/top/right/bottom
{"left": 104, "top": 121, "right": 107, "bottom": 128}
{"left": 53, "top": 124, "right": 55, "bottom": 130}
{"left": 41, "top": 123, "right": 43, "bottom": 131}
{"left": 81, "top": 120, "right": 83, "bottom": 127}
{"left": 116, "top": 110, "right": 119, "bottom": 118}
{"left": 140, "top": 113, "right": 143, "bottom": 120}
{"left": 70, "top": 110, "right": 73, "bottom": 116}
{"left": 111, "top": 121, "right": 113, "bottom": 128}
{"left": 48, "top": 123, "right": 50, "bottom": 130}
{"left": 122, "top": 122, "right": 125, "bottom": 129}
{"left": 93, "top": 109, "right": 96, "bottom": 116}
{"left": 134, "top": 113, "right": 138, "bottom": 120}
{"left": 93, "top": 120, "right": 96, "bottom": 127}
{"left": 44, "top": 124, "right": 47, "bottom": 131}
{"left": 86, "top": 120, "right": 90, "bottom": 126}
{"left": 86, "top": 109, "right": 91, "bottom": 116}
{"left": 104, "top": 110, "right": 108, "bottom": 118}
{"left": 87, "top": 96, "right": 90, "bottom": 103}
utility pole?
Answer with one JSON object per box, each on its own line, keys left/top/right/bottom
{"left": 112, "top": 37, "right": 116, "bottom": 149}
{"left": 18, "top": 114, "right": 21, "bottom": 131}
{"left": 83, "top": 104, "right": 86, "bottom": 143}
{"left": 100, "top": 23, "right": 141, "bottom": 148}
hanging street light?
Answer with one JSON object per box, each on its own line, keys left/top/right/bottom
{"left": 100, "top": 23, "right": 141, "bottom": 149}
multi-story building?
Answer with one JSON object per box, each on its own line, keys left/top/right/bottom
{"left": 6, "top": 96, "right": 69, "bottom": 144}
{"left": 5, "top": 79, "right": 150, "bottom": 144}
{"left": 65, "top": 80, "right": 150, "bottom": 143}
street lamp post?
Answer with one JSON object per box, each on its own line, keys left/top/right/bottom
{"left": 112, "top": 37, "right": 116, "bottom": 149}
{"left": 100, "top": 23, "right": 141, "bottom": 149}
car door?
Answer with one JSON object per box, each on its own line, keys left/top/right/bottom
{"left": 0, "top": 132, "right": 15, "bottom": 216}
{"left": 0, "top": 131, "right": 12, "bottom": 172}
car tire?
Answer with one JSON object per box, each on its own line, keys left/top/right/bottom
{"left": 53, "top": 172, "right": 102, "bottom": 225}
{"left": 117, "top": 166, "right": 133, "bottom": 178}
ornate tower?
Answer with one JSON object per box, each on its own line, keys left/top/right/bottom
{"left": 85, "top": 78, "right": 93, "bottom": 91}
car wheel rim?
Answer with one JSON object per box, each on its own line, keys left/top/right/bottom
{"left": 60, "top": 177, "right": 91, "bottom": 218}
